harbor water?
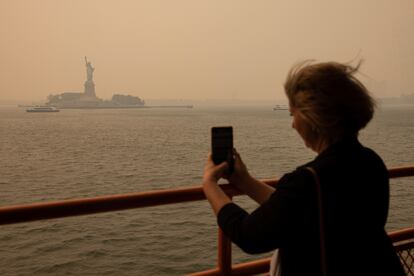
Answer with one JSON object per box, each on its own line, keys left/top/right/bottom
{"left": 0, "top": 105, "right": 413, "bottom": 275}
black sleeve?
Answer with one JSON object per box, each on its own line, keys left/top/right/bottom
{"left": 217, "top": 170, "right": 314, "bottom": 254}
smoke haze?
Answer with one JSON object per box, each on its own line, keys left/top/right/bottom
{"left": 1, "top": 0, "right": 413, "bottom": 103}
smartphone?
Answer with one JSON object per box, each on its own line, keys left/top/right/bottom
{"left": 211, "top": 126, "right": 234, "bottom": 174}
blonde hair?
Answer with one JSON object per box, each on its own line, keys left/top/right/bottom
{"left": 284, "top": 60, "right": 375, "bottom": 143}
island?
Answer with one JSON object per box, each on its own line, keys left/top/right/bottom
{"left": 45, "top": 57, "right": 192, "bottom": 109}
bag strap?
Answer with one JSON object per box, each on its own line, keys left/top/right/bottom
{"left": 305, "top": 166, "right": 327, "bottom": 276}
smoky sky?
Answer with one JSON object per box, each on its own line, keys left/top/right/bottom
{"left": 1, "top": 0, "right": 413, "bottom": 102}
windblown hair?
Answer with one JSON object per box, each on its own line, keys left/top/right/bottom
{"left": 284, "top": 60, "right": 375, "bottom": 143}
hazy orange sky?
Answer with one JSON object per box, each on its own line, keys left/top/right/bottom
{"left": 1, "top": 0, "right": 413, "bottom": 103}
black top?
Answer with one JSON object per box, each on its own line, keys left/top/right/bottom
{"left": 218, "top": 137, "right": 405, "bottom": 276}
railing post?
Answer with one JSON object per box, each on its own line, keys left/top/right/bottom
{"left": 218, "top": 195, "right": 232, "bottom": 275}
{"left": 218, "top": 227, "right": 232, "bottom": 275}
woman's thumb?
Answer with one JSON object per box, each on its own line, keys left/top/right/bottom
{"left": 217, "top": 161, "right": 229, "bottom": 173}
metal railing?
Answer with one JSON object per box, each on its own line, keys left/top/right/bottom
{"left": 0, "top": 166, "right": 413, "bottom": 275}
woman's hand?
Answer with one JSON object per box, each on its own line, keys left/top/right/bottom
{"left": 203, "top": 153, "right": 229, "bottom": 184}
{"left": 227, "top": 149, "right": 275, "bottom": 204}
{"left": 226, "top": 149, "right": 252, "bottom": 188}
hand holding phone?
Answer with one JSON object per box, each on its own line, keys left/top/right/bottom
{"left": 211, "top": 126, "right": 234, "bottom": 174}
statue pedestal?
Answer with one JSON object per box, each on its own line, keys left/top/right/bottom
{"left": 84, "top": 80, "right": 96, "bottom": 97}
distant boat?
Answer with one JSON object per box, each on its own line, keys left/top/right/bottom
{"left": 273, "top": 105, "right": 288, "bottom": 111}
{"left": 26, "top": 106, "right": 60, "bottom": 112}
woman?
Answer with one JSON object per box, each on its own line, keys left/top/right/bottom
{"left": 202, "top": 61, "right": 405, "bottom": 275}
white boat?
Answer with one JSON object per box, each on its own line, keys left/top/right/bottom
{"left": 26, "top": 106, "right": 60, "bottom": 112}
{"left": 273, "top": 105, "right": 288, "bottom": 111}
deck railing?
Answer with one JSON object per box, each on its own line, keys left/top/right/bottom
{"left": 0, "top": 166, "right": 413, "bottom": 275}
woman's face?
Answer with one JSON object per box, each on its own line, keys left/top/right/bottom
{"left": 289, "top": 106, "right": 317, "bottom": 151}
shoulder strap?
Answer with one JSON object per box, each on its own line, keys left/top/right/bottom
{"left": 305, "top": 166, "right": 327, "bottom": 276}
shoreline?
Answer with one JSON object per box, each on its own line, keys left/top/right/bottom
{"left": 17, "top": 105, "right": 194, "bottom": 109}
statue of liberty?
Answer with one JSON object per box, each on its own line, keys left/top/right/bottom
{"left": 84, "top": 56, "right": 96, "bottom": 97}
{"left": 85, "top": 56, "right": 95, "bottom": 81}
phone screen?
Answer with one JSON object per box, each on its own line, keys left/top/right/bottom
{"left": 211, "top": 126, "right": 234, "bottom": 173}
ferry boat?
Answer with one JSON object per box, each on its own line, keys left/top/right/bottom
{"left": 26, "top": 106, "right": 60, "bottom": 112}
{"left": 273, "top": 104, "right": 288, "bottom": 111}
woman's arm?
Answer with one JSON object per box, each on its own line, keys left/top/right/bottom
{"left": 202, "top": 154, "right": 232, "bottom": 215}
{"left": 202, "top": 154, "right": 281, "bottom": 254}
{"left": 217, "top": 169, "right": 311, "bottom": 254}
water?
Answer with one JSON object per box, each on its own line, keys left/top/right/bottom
{"left": 0, "top": 105, "right": 413, "bottom": 275}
